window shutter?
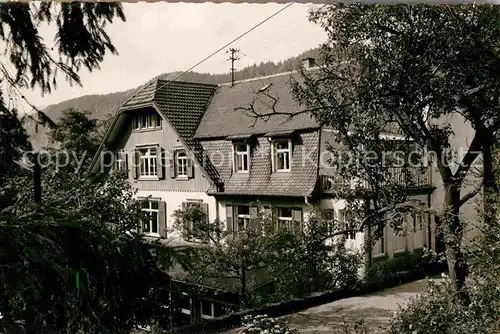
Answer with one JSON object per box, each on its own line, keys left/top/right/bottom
{"left": 157, "top": 148, "right": 164, "bottom": 179}
{"left": 250, "top": 206, "right": 258, "bottom": 218}
{"left": 264, "top": 206, "right": 272, "bottom": 218}
{"left": 169, "top": 158, "right": 176, "bottom": 178}
{"left": 226, "top": 205, "right": 233, "bottom": 233}
{"left": 132, "top": 150, "right": 139, "bottom": 179}
{"left": 103, "top": 150, "right": 112, "bottom": 171}
{"left": 158, "top": 201, "right": 167, "bottom": 237}
{"left": 187, "top": 158, "right": 194, "bottom": 178}
{"left": 123, "top": 153, "right": 129, "bottom": 175}
{"left": 270, "top": 141, "right": 275, "bottom": 172}
{"left": 292, "top": 208, "right": 303, "bottom": 232}
{"left": 181, "top": 202, "right": 188, "bottom": 229}
{"left": 202, "top": 203, "right": 209, "bottom": 224}
{"left": 250, "top": 206, "right": 259, "bottom": 232}
{"left": 272, "top": 207, "right": 278, "bottom": 231}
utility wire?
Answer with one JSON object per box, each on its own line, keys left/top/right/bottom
{"left": 128, "top": 2, "right": 294, "bottom": 106}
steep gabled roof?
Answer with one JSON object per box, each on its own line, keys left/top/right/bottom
{"left": 90, "top": 79, "right": 220, "bottom": 184}
{"left": 194, "top": 71, "right": 320, "bottom": 139}
{"left": 121, "top": 80, "right": 158, "bottom": 108}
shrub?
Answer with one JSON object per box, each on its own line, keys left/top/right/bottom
{"left": 240, "top": 314, "right": 298, "bottom": 334}
{"left": 389, "top": 276, "right": 465, "bottom": 334}
{"left": 390, "top": 272, "right": 500, "bottom": 334}
{"left": 363, "top": 248, "right": 445, "bottom": 289}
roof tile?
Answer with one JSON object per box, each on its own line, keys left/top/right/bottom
{"left": 201, "top": 131, "right": 319, "bottom": 197}
{"left": 195, "top": 72, "right": 319, "bottom": 139}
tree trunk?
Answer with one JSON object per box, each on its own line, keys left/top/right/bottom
{"left": 482, "top": 133, "right": 498, "bottom": 228}
{"left": 443, "top": 183, "right": 471, "bottom": 305}
{"left": 240, "top": 265, "right": 247, "bottom": 309}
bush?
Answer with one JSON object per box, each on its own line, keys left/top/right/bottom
{"left": 363, "top": 248, "right": 445, "bottom": 289}
{"left": 391, "top": 193, "right": 500, "bottom": 334}
{"left": 390, "top": 272, "right": 500, "bottom": 334}
{"left": 240, "top": 314, "right": 298, "bottom": 334}
{"left": 389, "top": 276, "right": 465, "bottom": 334}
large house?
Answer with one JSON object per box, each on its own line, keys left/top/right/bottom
{"left": 89, "top": 79, "right": 220, "bottom": 241}
{"left": 90, "top": 58, "right": 480, "bottom": 266}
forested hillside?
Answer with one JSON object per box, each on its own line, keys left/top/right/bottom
{"left": 26, "top": 47, "right": 320, "bottom": 149}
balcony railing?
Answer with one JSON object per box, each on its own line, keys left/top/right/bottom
{"left": 319, "top": 167, "right": 432, "bottom": 193}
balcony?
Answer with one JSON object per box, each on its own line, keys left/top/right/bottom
{"left": 319, "top": 167, "right": 432, "bottom": 193}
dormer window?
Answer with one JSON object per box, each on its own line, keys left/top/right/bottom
{"left": 134, "top": 110, "right": 161, "bottom": 131}
{"left": 233, "top": 143, "right": 250, "bottom": 173}
{"left": 272, "top": 138, "right": 292, "bottom": 172}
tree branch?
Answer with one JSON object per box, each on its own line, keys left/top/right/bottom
{"left": 319, "top": 200, "right": 422, "bottom": 243}
{"left": 460, "top": 183, "right": 483, "bottom": 207}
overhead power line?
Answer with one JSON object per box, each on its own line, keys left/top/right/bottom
{"left": 128, "top": 2, "right": 294, "bottom": 106}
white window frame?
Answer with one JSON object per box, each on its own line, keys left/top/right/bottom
{"left": 394, "top": 213, "right": 410, "bottom": 253}
{"left": 372, "top": 228, "right": 385, "bottom": 257}
{"left": 180, "top": 292, "right": 192, "bottom": 315}
{"left": 115, "top": 150, "right": 126, "bottom": 171}
{"left": 412, "top": 213, "right": 425, "bottom": 248}
{"left": 138, "top": 146, "right": 158, "bottom": 179}
{"left": 236, "top": 205, "right": 250, "bottom": 230}
{"left": 200, "top": 300, "right": 215, "bottom": 320}
{"left": 232, "top": 143, "right": 250, "bottom": 173}
{"left": 176, "top": 150, "right": 188, "bottom": 178}
{"left": 271, "top": 138, "right": 292, "bottom": 172}
{"left": 185, "top": 199, "right": 203, "bottom": 230}
{"left": 394, "top": 231, "right": 406, "bottom": 253}
{"left": 277, "top": 207, "right": 293, "bottom": 230}
{"left": 141, "top": 200, "right": 160, "bottom": 237}
{"left": 134, "top": 111, "right": 162, "bottom": 131}
{"left": 323, "top": 209, "right": 335, "bottom": 235}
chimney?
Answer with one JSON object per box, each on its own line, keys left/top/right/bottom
{"left": 302, "top": 57, "right": 315, "bottom": 70}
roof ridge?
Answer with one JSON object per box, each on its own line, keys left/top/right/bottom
{"left": 218, "top": 66, "right": 321, "bottom": 87}
{"left": 156, "top": 78, "right": 218, "bottom": 87}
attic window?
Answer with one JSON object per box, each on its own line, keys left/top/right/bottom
{"left": 134, "top": 110, "right": 161, "bottom": 130}
{"left": 258, "top": 83, "right": 272, "bottom": 93}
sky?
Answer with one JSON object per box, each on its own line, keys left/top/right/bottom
{"left": 18, "top": 3, "right": 327, "bottom": 111}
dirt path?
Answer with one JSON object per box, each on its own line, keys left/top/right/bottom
{"left": 224, "top": 280, "right": 427, "bottom": 333}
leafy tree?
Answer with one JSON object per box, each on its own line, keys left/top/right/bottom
{"left": 279, "top": 4, "right": 500, "bottom": 303}
{"left": 49, "top": 108, "right": 100, "bottom": 155}
{"left": 0, "top": 169, "right": 183, "bottom": 333}
{"left": 173, "top": 205, "right": 362, "bottom": 308}
{"left": 390, "top": 195, "right": 500, "bottom": 334}
{"left": 0, "top": 96, "right": 32, "bottom": 210}
{"left": 0, "top": 2, "right": 185, "bottom": 332}
{"left": 0, "top": 2, "right": 124, "bottom": 94}
{"left": 262, "top": 208, "right": 362, "bottom": 303}
{"left": 48, "top": 108, "right": 101, "bottom": 171}
{"left": 173, "top": 204, "right": 271, "bottom": 308}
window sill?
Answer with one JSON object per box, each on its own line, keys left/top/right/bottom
{"left": 144, "top": 233, "right": 161, "bottom": 238}
{"left": 272, "top": 170, "right": 292, "bottom": 176}
{"left": 139, "top": 176, "right": 159, "bottom": 181}
{"left": 232, "top": 172, "right": 249, "bottom": 179}
{"left": 372, "top": 253, "right": 386, "bottom": 259}
{"left": 133, "top": 127, "right": 162, "bottom": 133}
{"left": 176, "top": 176, "right": 189, "bottom": 181}
{"left": 393, "top": 250, "right": 409, "bottom": 257}
{"left": 372, "top": 254, "right": 388, "bottom": 262}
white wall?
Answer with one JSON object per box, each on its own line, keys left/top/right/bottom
{"left": 430, "top": 112, "right": 482, "bottom": 248}
{"left": 319, "top": 198, "right": 365, "bottom": 251}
